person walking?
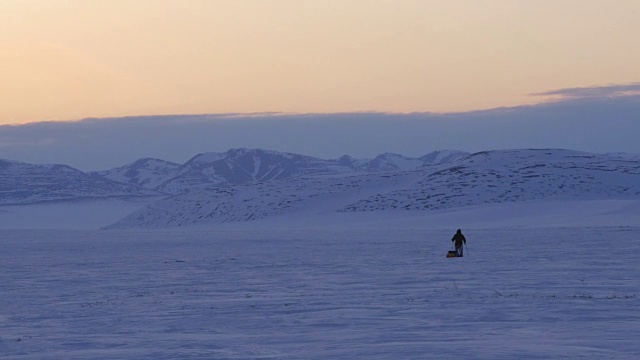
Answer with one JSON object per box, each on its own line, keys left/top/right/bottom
{"left": 451, "top": 229, "right": 466, "bottom": 257}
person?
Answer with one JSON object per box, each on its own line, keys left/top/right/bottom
{"left": 451, "top": 229, "right": 466, "bottom": 257}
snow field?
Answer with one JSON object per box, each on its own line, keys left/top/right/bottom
{"left": 1, "top": 227, "right": 639, "bottom": 359}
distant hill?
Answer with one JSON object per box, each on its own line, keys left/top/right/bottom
{"left": 342, "top": 149, "right": 640, "bottom": 211}
{"left": 342, "top": 150, "right": 468, "bottom": 172}
{"left": 0, "top": 158, "right": 155, "bottom": 205}
{"left": 91, "top": 158, "right": 181, "bottom": 189}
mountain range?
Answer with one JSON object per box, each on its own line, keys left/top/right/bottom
{"left": 2, "top": 148, "right": 640, "bottom": 228}
{"left": 1, "top": 148, "right": 467, "bottom": 205}
{"left": 92, "top": 148, "right": 469, "bottom": 194}
{"left": 106, "top": 149, "right": 640, "bottom": 229}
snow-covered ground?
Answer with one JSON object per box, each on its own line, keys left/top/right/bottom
{"left": 0, "top": 198, "right": 159, "bottom": 230}
{"left": 1, "top": 200, "right": 639, "bottom": 359}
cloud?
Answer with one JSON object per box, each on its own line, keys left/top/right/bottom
{"left": 0, "top": 137, "right": 57, "bottom": 148}
{"left": 1, "top": 85, "right": 640, "bottom": 171}
{"left": 532, "top": 82, "right": 640, "bottom": 99}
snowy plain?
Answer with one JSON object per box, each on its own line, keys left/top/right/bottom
{"left": 1, "top": 200, "right": 640, "bottom": 359}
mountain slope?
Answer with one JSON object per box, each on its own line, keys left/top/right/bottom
{"left": 419, "top": 150, "right": 469, "bottom": 166}
{"left": 0, "top": 159, "right": 156, "bottom": 205}
{"left": 343, "top": 149, "right": 640, "bottom": 211}
{"left": 91, "top": 158, "right": 181, "bottom": 189}
{"left": 105, "top": 170, "right": 420, "bottom": 228}
{"left": 353, "top": 150, "right": 469, "bottom": 172}
{"left": 105, "top": 149, "right": 640, "bottom": 229}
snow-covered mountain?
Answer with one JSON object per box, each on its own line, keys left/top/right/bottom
{"left": 154, "top": 148, "right": 356, "bottom": 194}
{"left": 419, "top": 150, "right": 470, "bottom": 166}
{"left": 347, "top": 150, "right": 468, "bottom": 172}
{"left": 0, "top": 149, "right": 468, "bottom": 204}
{"left": 0, "top": 158, "right": 156, "bottom": 205}
{"left": 105, "top": 149, "right": 640, "bottom": 229}
{"left": 6, "top": 148, "right": 639, "bottom": 218}
{"left": 91, "top": 158, "right": 181, "bottom": 189}
{"left": 95, "top": 149, "right": 469, "bottom": 194}
{"left": 343, "top": 149, "right": 640, "bottom": 211}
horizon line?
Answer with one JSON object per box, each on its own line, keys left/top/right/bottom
{"left": 5, "top": 81, "right": 640, "bottom": 126}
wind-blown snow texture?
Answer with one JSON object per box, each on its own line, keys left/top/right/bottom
{"left": 107, "top": 149, "right": 640, "bottom": 229}
{"left": 1, "top": 227, "right": 639, "bottom": 359}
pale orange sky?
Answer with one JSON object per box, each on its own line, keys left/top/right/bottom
{"left": 1, "top": 0, "right": 640, "bottom": 124}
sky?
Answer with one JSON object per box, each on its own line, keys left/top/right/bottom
{"left": 1, "top": 1, "right": 640, "bottom": 170}
{"left": 2, "top": 0, "right": 640, "bottom": 124}
{"left": 2, "top": 87, "right": 639, "bottom": 171}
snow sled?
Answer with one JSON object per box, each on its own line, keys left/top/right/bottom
{"left": 446, "top": 251, "right": 461, "bottom": 258}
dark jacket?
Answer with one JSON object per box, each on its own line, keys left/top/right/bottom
{"left": 452, "top": 229, "right": 466, "bottom": 247}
